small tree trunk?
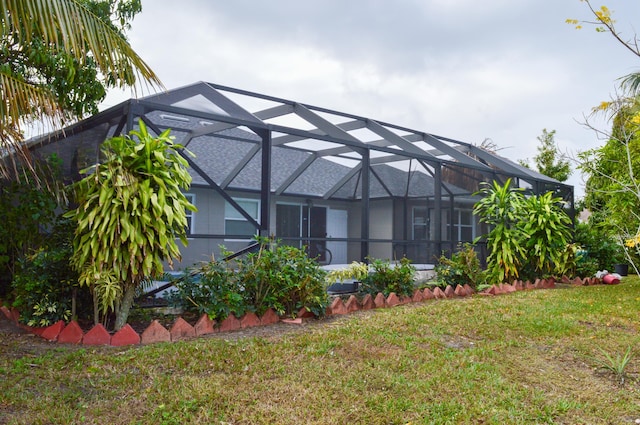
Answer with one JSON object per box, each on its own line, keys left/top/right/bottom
{"left": 92, "top": 289, "right": 99, "bottom": 325}
{"left": 71, "top": 287, "right": 77, "bottom": 319}
{"left": 114, "top": 284, "right": 136, "bottom": 331}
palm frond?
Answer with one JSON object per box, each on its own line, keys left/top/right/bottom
{"left": 0, "top": 71, "right": 63, "bottom": 127}
{"left": 0, "top": 71, "right": 65, "bottom": 181}
{"left": 619, "top": 72, "right": 640, "bottom": 97}
{"left": 2, "top": 0, "right": 162, "bottom": 91}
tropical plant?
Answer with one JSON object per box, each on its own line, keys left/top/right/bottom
{"left": 473, "top": 179, "right": 526, "bottom": 283}
{"left": 474, "top": 179, "right": 574, "bottom": 283}
{"left": 234, "top": 237, "right": 329, "bottom": 318}
{"left": 0, "top": 159, "right": 60, "bottom": 296}
{"left": 1, "top": 0, "right": 161, "bottom": 183}
{"left": 520, "top": 191, "right": 573, "bottom": 279}
{"left": 434, "top": 243, "right": 487, "bottom": 291}
{"left": 167, "top": 261, "right": 247, "bottom": 322}
{"left": 358, "top": 257, "right": 416, "bottom": 297}
{"left": 66, "top": 121, "right": 196, "bottom": 330}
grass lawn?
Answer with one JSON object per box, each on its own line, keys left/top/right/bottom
{"left": 1, "top": 278, "right": 639, "bottom": 424}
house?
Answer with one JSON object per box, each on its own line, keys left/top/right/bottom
{"left": 29, "top": 82, "right": 574, "bottom": 268}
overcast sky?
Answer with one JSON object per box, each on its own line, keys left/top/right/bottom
{"left": 103, "top": 0, "right": 640, "bottom": 198}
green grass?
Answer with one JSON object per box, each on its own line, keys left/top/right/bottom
{"left": 2, "top": 278, "right": 640, "bottom": 424}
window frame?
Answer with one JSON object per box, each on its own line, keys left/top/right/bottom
{"left": 184, "top": 193, "right": 195, "bottom": 236}
{"left": 224, "top": 197, "right": 260, "bottom": 241}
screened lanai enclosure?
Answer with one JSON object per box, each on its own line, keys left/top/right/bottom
{"left": 30, "top": 82, "right": 574, "bottom": 268}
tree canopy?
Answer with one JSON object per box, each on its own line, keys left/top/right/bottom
{"left": 1, "top": 0, "right": 162, "bottom": 182}
{"left": 519, "top": 129, "right": 571, "bottom": 182}
{"left": 580, "top": 99, "right": 640, "bottom": 237}
{"left": 570, "top": 1, "right": 640, "bottom": 245}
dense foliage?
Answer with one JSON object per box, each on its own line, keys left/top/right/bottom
{"left": 1, "top": 0, "right": 161, "bottom": 182}
{"left": 168, "top": 238, "right": 330, "bottom": 320}
{"left": 0, "top": 155, "right": 67, "bottom": 299}
{"left": 67, "top": 122, "right": 196, "bottom": 330}
{"left": 9, "top": 216, "right": 86, "bottom": 326}
{"left": 474, "top": 179, "right": 574, "bottom": 283}
{"left": 434, "top": 243, "right": 487, "bottom": 291}
{"left": 519, "top": 129, "right": 571, "bottom": 182}
{"left": 167, "top": 261, "right": 248, "bottom": 322}
{"left": 12, "top": 244, "right": 75, "bottom": 327}
{"left": 236, "top": 240, "right": 329, "bottom": 317}
{"left": 574, "top": 221, "right": 625, "bottom": 274}
{"left": 358, "top": 257, "right": 416, "bottom": 297}
{"left": 579, "top": 99, "right": 640, "bottom": 273}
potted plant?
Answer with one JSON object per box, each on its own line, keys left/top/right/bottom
{"left": 612, "top": 245, "right": 629, "bottom": 276}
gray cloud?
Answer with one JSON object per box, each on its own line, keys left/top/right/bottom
{"left": 104, "top": 0, "right": 640, "bottom": 197}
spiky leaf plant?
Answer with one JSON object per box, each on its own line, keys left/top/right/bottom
{"left": 67, "top": 121, "right": 196, "bottom": 329}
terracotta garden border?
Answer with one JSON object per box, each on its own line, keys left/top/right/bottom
{"left": 0, "top": 275, "right": 608, "bottom": 347}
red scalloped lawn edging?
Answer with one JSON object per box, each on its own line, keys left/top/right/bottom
{"left": 0, "top": 276, "right": 608, "bottom": 347}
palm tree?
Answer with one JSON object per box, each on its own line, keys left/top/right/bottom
{"left": 620, "top": 72, "right": 640, "bottom": 97}
{"left": 1, "top": 0, "right": 162, "bottom": 182}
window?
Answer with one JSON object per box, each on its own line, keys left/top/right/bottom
{"left": 412, "top": 207, "right": 428, "bottom": 240}
{"left": 184, "top": 193, "right": 195, "bottom": 235}
{"left": 412, "top": 208, "right": 475, "bottom": 242}
{"left": 276, "top": 203, "right": 328, "bottom": 262}
{"left": 450, "top": 209, "right": 475, "bottom": 242}
{"left": 225, "top": 198, "right": 260, "bottom": 239}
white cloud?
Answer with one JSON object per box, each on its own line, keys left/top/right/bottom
{"left": 102, "top": 0, "right": 640, "bottom": 199}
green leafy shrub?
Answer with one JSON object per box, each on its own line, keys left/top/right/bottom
{"left": 10, "top": 217, "right": 92, "bottom": 327}
{"left": 0, "top": 155, "right": 62, "bottom": 298}
{"left": 358, "top": 257, "right": 416, "bottom": 297}
{"left": 474, "top": 179, "right": 574, "bottom": 283}
{"left": 167, "top": 261, "right": 246, "bottom": 321}
{"left": 576, "top": 254, "right": 600, "bottom": 278}
{"left": 12, "top": 247, "right": 76, "bottom": 327}
{"left": 574, "top": 221, "right": 625, "bottom": 273}
{"left": 168, "top": 238, "right": 329, "bottom": 320}
{"left": 235, "top": 238, "right": 329, "bottom": 317}
{"left": 434, "top": 243, "right": 487, "bottom": 291}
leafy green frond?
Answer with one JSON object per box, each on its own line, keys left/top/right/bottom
{"left": 2, "top": 0, "right": 161, "bottom": 90}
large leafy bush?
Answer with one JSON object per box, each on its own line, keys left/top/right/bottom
{"left": 167, "top": 261, "right": 246, "bottom": 321}
{"left": 474, "top": 179, "right": 574, "bottom": 283}
{"left": 434, "top": 243, "right": 487, "bottom": 291}
{"left": 574, "top": 221, "right": 625, "bottom": 274}
{"left": 169, "top": 238, "right": 329, "bottom": 320}
{"left": 235, "top": 238, "right": 329, "bottom": 317}
{"left": 67, "top": 121, "right": 196, "bottom": 330}
{"left": 358, "top": 257, "right": 416, "bottom": 297}
{"left": 0, "top": 156, "right": 62, "bottom": 298}
{"left": 10, "top": 219, "right": 92, "bottom": 327}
